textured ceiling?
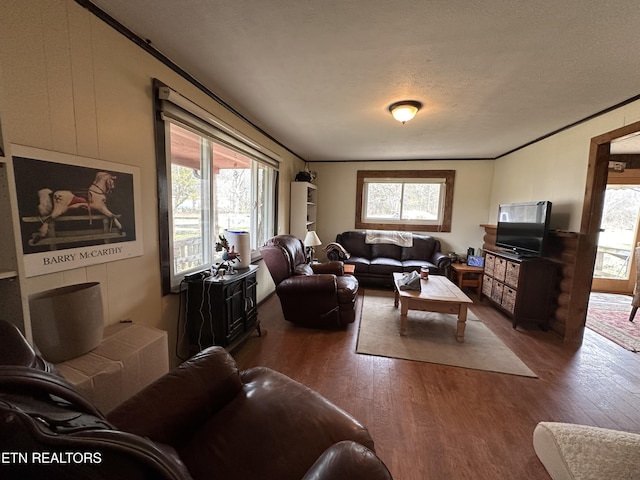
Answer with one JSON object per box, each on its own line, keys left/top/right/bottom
{"left": 86, "top": 0, "right": 640, "bottom": 160}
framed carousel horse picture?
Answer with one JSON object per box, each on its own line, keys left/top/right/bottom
{"left": 11, "top": 145, "right": 143, "bottom": 277}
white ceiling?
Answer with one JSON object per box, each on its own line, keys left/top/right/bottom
{"left": 86, "top": 0, "right": 640, "bottom": 160}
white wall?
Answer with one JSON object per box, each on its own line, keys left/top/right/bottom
{"left": 0, "top": 0, "right": 302, "bottom": 364}
{"left": 310, "top": 160, "right": 495, "bottom": 257}
{"left": 490, "top": 100, "right": 640, "bottom": 232}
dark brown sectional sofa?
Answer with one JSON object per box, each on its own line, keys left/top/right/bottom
{"left": 326, "top": 230, "right": 451, "bottom": 288}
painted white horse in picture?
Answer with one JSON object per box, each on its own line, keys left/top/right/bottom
{"left": 33, "top": 171, "right": 122, "bottom": 243}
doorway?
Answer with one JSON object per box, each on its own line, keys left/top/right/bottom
{"left": 582, "top": 131, "right": 640, "bottom": 351}
{"left": 567, "top": 122, "right": 640, "bottom": 343}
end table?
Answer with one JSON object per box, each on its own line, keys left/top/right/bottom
{"left": 450, "top": 262, "right": 483, "bottom": 292}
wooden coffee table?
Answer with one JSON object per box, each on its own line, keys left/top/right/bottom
{"left": 392, "top": 272, "right": 473, "bottom": 343}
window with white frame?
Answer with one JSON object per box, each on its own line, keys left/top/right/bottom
{"left": 154, "top": 82, "right": 278, "bottom": 293}
{"left": 355, "top": 170, "right": 455, "bottom": 232}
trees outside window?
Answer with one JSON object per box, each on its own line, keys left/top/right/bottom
{"left": 356, "top": 170, "right": 455, "bottom": 232}
{"left": 154, "top": 82, "right": 279, "bottom": 293}
{"left": 166, "top": 123, "right": 276, "bottom": 289}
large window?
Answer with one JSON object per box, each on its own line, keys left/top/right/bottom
{"left": 155, "top": 82, "right": 278, "bottom": 293}
{"left": 355, "top": 170, "right": 454, "bottom": 232}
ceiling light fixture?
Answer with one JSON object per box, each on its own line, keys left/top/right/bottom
{"left": 388, "top": 100, "right": 422, "bottom": 124}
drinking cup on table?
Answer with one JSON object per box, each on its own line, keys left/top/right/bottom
{"left": 420, "top": 266, "right": 429, "bottom": 279}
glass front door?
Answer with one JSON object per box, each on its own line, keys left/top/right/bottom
{"left": 592, "top": 183, "right": 640, "bottom": 293}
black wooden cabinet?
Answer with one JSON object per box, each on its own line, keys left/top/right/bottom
{"left": 185, "top": 265, "right": 259, "bottom": 353}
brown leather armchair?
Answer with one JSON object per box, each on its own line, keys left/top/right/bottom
{"left": 260, "top": 235, "right": 359, "bottom": 328}
{"left": 0, "top": 320, "right": 392, "bottom": 480}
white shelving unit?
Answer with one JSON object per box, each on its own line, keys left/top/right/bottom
{"left": 290, "top": 181, "right": 317, "bottom": 240}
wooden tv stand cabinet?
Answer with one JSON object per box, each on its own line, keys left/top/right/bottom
{"left": 481, "top": 250, "right": 557, "bottom": 330}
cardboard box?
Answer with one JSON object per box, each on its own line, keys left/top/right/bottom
{"left": 55, "top": 323, "right": 169, "bottom": 413}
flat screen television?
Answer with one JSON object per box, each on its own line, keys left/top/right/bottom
{"left": 496, "top": 201, "right": 552, "bottom": 257}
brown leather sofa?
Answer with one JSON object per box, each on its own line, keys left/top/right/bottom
{"left": 261, "top": 235, "right": 358, "bottom": 328}
{"left": 0, "top": 320, "right": 392, "bottom": 480}
{"left": 327, "top": 230, "right": 452, "bottom": 288}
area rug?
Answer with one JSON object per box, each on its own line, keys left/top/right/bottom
{"left": 356, "top": 290, "right": 537, "bottom": 377}
{"left": 587, "top": 293, "right": 640, "bottom": 352}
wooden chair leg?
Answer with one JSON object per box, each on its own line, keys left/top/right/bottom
{"left": 630, "top": 306, "right": 638, "bottom": 322}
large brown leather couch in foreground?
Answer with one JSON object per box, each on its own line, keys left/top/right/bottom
{"left": 327, "top": 230, "right": 452, "bottom": 288}
{"left": 0, "top": 320, "right": 392, "bottom": 480}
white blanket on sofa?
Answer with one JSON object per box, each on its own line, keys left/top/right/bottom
{"left": 365, "top": 230, "right": 413, "bottom": 247}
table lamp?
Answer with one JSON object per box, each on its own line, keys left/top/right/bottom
{"left": 303, "top": 230, "right": 322, "bottom": 263}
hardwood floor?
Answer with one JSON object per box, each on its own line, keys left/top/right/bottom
{"left": 232, "top": 288, "right": 640, "bottom": 480}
